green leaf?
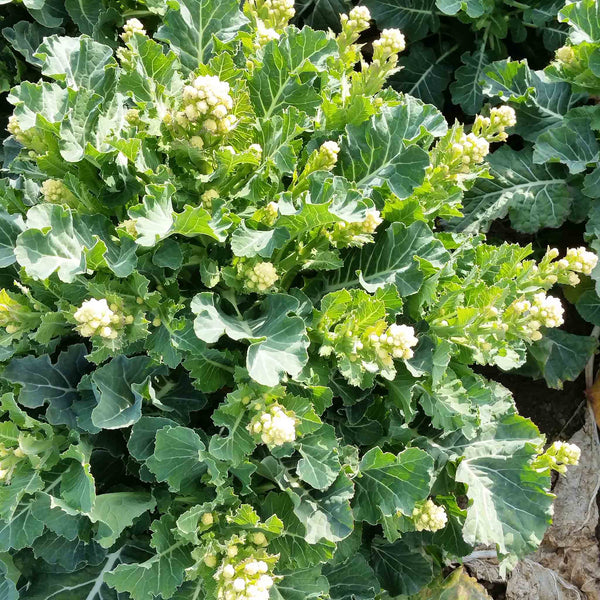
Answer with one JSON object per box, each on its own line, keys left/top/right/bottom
{"left": 361, "top": 0, "right": 439, "bottom": 40}
{"left": 271, "top": 566, "right": 330, "bottom": 600}
{"left": 323, "top": 554, "right": 380, "bottom": 600}
{"left": 155, "top": 0, "right": 249, "bottom": 72}
{"left": 0, "top": 500, "right": 45, "bottom": 551}
{"left": 450, "top": 49, "right": 489, "bottom": 115}
{"left": 0, "top": 559, "right": 18, "bottom": 600}
{"left": 31, "top": 493, "right": 87, "bottom": 541}
{"left": 90, "top": 355, "right": 162, "bottom": 429}
{"left": 249, "top": 27, "right": 337, "bottom": 119}
{"left": 128, "top": 416, "right": 179, "bottom": 461}
{"left": 294, "top": 0, "right": 351, "bottom": 31}
{"left": 209, "top": 399, "right": 256, "bottom": 466}
{"left": 455, "top": 414, "right": 553, "bottom": 560}
{"left": 105, "top": 516, "right": 194, "bottom": 600}
{"left": 453, "top": 146, "right": 572, "bottom": 234}
{"left": 145, "top": 425, "right": 207, "bottom": 491}
{"left": 32, "top": 531, "right": 105, "bottom": 571}
{"left": 89, "top": 492, "right": 157, "bottom": 548}
{"left": 19, "top": 548, "right": 129, "bottom": 600}
{"left": 191, "top": 293, "right": 309, "bottom": 386}
{"left": 324, "top": 221, "right": 449, "bottom": 295}
{"left": 533, "top": 116, "right": 600, "bottom": 174}
{"left": 371, "top": 537, "right": 435, "bottom": 596}
{"left": 528, "top": 329, "right": 598, "bottom": 389}
{"left": 3, "top": 344, "right": 90, "bottom": 427}
{"left": 559, "top": 0, "right": 600, "bottom": 44}
{"left": 337, "top": 103, "right": 431, "bottom": 199}
{"left": 231, "top": 223, "right": 290, "bottom": 258}
{"left": 35, "top": 35, "right": 116, "bottom": 95}
{"left": 436, "top": 0, "right": 492, "bottom": 17}
{"left": 0, "top": 209, "right": 24, "bottom": 268}
{"left": 297, "top": 424, "right": 341, "bottom": 490}
{"left": 262, "top": 493, "right": 336, "bottom": 569}
{"left": 353, "top": 447, "right": 433, "bottom": 524}
{"left": 392, "top": 43, "right": 455, "bottom": 108}
{"left": 2, "top": 21, "right": 60, "bottom": 66}
{"left": 576, "top": 288, "right": 600, "bottom": 325}
{"left": 480, "top": 59, "right": 533, "bottom": 102}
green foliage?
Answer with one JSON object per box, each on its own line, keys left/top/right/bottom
{"left": 0, "top": 2, "right": 592, "bottom": 599}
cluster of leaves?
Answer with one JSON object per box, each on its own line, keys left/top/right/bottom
{"left": 0, "top": 1, "right": 594, "bottom": 599}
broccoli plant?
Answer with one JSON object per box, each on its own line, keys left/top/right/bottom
{"left": 0, "top": 2, "right": 591, "bottom": 599}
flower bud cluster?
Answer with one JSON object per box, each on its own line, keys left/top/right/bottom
{"left": 472, "top": 105, "right": 517, "bottom": 142}
{"left": 411, "top": 499, "right": 448, "bottom": 532}
{"left": 74, "top": 298, "right": 133, "bottom": 340}
{"left": 561, "top": 246, "right": 598, "bottom": 278}
{"left": 249, "top": 403, "right": 297, "bottom": 447}
{"left": 120, "top": 218, "right": 138, "bottom": 238}
{"left": 0, "top": 289, "right": 34, "bottom": 336}
{"left": 249, "top": 0, "right": 295, "bottom": 30}
{"left": 214, "top": 550, "right": 277, "bottom": 600}
{"left": 7, "top": 116, "right": 44, "bottom": 151}
{"left": 41, "top": 179, "right": 76, "bottom": 205}
{"left": 121, "top": 18, "right": 146, "bottom": 43}
{"left": 507, "top": 292, "right": 564, "bottom": 342}
{"left": 302, "top": 141, "right": 340, "bottom": 179}
{"left": 125, "top": 109, "right": 143, "bottom": 127}
{"left": 240, "top": 261, "right": 279, "bottom": 293}
{"left": 328, "top": 209, "right": 383, "bottom": 247}
{"left": 536, "top": 440, "right": 581, "bottom": 474}
{"left": 556, "top": 45, "right": 576, "bottom": 64}
{"left": 201, "top": 188, "right": 220, "bottom": 209}
{"left": 452, "top": 132, "right": 490, "bottom": 172}
{"left": 253, "top": 202, "right": 279, "bottom": 227}
{"left": 167, "top": 75, "right": 236, "bottom": 137}
{"left": 372, "top": 29, "right": 406, "bottom": 61}
{"left": 372, "top": 323, "right": 419, "bottom": 361}
{"left": 341, "top": 6, "right": 371, "bottom": 34}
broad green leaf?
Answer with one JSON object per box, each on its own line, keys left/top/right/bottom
{"left": 0, "top": 209, "right": 24, "bottom": 268}
{"left": 324, "top": 221, "right": 449, "bottom": 295}
{"left": 0, "top": 559, "right": 17, "bottom": 600}
{"left": 64, "top": 0, "right": 105, "bottom": 37}
{"left": 353, "top": 447, "right": 433, "bottom": 524}
{"left": 31, "top": 493, "right": 86, "bottom": 541}
{"left": 3, "top": 344, "right": 90, "bottom": 427}
{"left": 480, "top": 59, "right": 533, "bottom": 101}
{"left": 294, "top": 0, "right": 351, "bottom": 31}
{"left": 7, "top": 81, "right": 69, "bottom": 131}
{"left": 262, "top": 493, "right": 335, "bottom": 569}
{"left": 576, "top": 288, "right": 600, "bottom": 325}
{"left": 155, "top": 0, "right": 249, "bottom": 71}
{"left": 371, "top": 537, "right": 435, "bottom": 596}
{"left": 105, "top": 516, "right": 194, "bottom": 600}
{"left": 209, "top": 399, "right": 256, "bottom": 466}
{"left": 2, "top": 21, "right": 59, "bottom": 66}
{"left": 32, "top": 531, "right": 105, "bottom": 571}
{"left": 323, "top": 554, "right": 380, "bottom": 600}
{"left": 89, "top": 492, "right": 157, "bottom": 548}
{"left": 35, "top": 35, "right": 117, "bottom": 95}
{"left": 231, "top": 223, "right": 290, "bottom": 258}
{"left": 60, "top": 451, "right": 96, "bottom": 512}
{"left": 297, "top": 424, "right": 341, "bottom": 490}
{"left": 392, "top": 43, "right": 455, "bottom": 108}
{"left": 533, "top": 117, "right": 600, "bottom": 174}
{"left": 559, "top": 0, "right": 600, "bottom": 44}
{"left": 15, "top": 204, "right": 88, "bottom": 282}
{"left": 453, "top": 146, "right": 572, "bottom": 234}
{"left": 271, "top": 566, "right": 329, "bottom": 600}
{"left": 128, "top": 416, "right": 179, "bottom": 461}
{"left": 455, "top": 414, "right": 553, "bottom": 560}
{"left": 19, "top": 548, "right": 128, "bottom": 600}
{"left": 191, "top": 293, "right": 309, "bottom": 386}
{"left": 90, "top": 356, "right": 162, "bottom": 429}
{"left": 145, "top": 426, "right": 207, "bottom": 491}
{"left": 450, "top": 49, "right": 489, "bottom": 115}
{"left": 337, "top": 103, "right": 430, "bottom": 198}
{"left": 361, "top": 0, "right": 438, "bottom": 40}
{"left": 0, "top": 500, "right": 44, "bottom": 551}
{"left": 119, "top": 35, "right": 183, "bottom": 105}
{"left": 436, "top": 0, "right": 493, "bottom": 17}
{"left": 130, "top": 184, "right": 222, "bottom": 247}
{"left": 528, "top": 329, "right": 597, "bottom": 389}
{"left": 249, "top": 27, "right": 337, "bottom": 119}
